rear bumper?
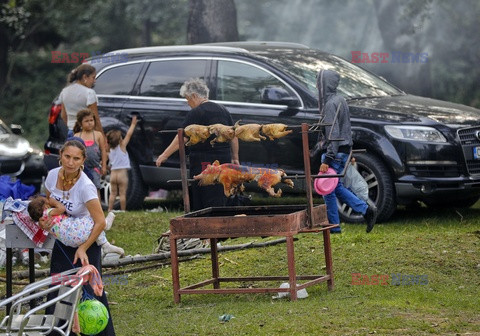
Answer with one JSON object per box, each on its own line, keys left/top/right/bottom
{"left": 395, "top": 175, "right": 480, "bottom": 202}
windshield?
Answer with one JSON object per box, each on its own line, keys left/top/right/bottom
{"left": 253, "top": 49, "right": 402, "bottom": 99}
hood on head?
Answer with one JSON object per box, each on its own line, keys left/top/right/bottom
{"left": 317, "top": 69, "right": 340, "bottom": 112}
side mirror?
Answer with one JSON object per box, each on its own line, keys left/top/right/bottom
{"left": 260, "top": 86, "right": 300, "bottom": 107}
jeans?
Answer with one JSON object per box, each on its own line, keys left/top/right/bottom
{"left": 322, "top": 152, "right": 368, "bottom": 224}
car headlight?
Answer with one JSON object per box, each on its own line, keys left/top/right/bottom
{"left": 0, "top": 136, "right": 30, "bottom": 156}
{"left": 384, "top": 125, "right": 447, "bottom": 143}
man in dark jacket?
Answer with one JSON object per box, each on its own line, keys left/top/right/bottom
{"left": 317, "top": 69, "right": 376, "bottom": 233}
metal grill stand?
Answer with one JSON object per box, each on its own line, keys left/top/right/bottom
{"left": 169, "top": 123, "right": 338, "bottom": 303}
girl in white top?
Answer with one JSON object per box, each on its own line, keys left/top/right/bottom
{"left": 106, "top": 116, "right": 138, "bottom": 211}
{"left": 60, "top": 64, "right": 103, "bottom": 135}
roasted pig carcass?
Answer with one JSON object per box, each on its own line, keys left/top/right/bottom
{"left": 193, "top": 160, "right": 294, "bottom": 197}
{"left": 261, "top": 123, "right": 293, "bottom": 140}
{"left": 184, "top": 124, "right": 210, "bottom": 146}
{"left": 234, "top": 121, "right": 266, "bottom": 142}
{"left": 252, "top": 166, "right": 294, "bottom": 197}
{"left": 194, "top": 160, "right": 255, "bottom": 197}
{"left": 208, "top": 124, "right": 235, "bottom": 146}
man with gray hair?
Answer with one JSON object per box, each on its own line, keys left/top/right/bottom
{"left": 156, "top": 78, "right": 239, "bottom": 211}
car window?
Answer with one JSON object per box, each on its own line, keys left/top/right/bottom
{"left": 254, "top": 50, "right": 402, "bottom": 99}
{"left": 95, "top": 63, "right": 142, "bottom": 95}
{"left": 139, "top": 59, "right": 207, "bottom": 98}
{"left": 216, "top": 60, "right": 296, "bottom": 104}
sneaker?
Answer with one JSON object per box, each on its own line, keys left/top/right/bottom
{"left": 105, "top": 212, "right": 115, "bottom": 231}
{"left": 102, "top": 242, "right": 125, "bottom": 257}
{"left": 330, "top": 226, "right": 342, "bottom": 234}
{"left": 364, "top": 205, "right": 377, "bottom": 233}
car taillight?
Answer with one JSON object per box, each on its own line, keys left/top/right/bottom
{"left": 48, "top": 104, "right": 62, "bottom": 124}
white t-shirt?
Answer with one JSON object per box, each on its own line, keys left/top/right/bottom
{"left": 59, "top": 83, "right": 98, "bottom": 130}
{"left": 45, "top": 167, "right": 98, "bottom": 218}
{"left": 108, "top": 146, "right": 131, "bottom": 170}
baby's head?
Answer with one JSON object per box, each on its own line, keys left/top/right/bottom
{"left": 28, "top": 196, "right": 49, "bottom": 222}
{"left": 106, "top": 129, "right": 122, "bottom": 149}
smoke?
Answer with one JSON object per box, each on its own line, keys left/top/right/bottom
{"left": 236, "top": 0, "right": 480, "bottom": 106}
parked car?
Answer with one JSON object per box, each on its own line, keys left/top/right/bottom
{"left": 0, "top": 119, "right": 46, "bottom": 192}
{"left": 44, "top": 42, "right": 480, "bottom": 222}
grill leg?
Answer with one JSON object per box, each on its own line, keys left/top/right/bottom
{"left": 210, "top": 238, "right": 220, "bottom": 289}
{"left": 286, "top": 235, "right": 297, "bottom": 301}
{"left": 170, "top": 238, "right": 181, "bottom": 303}
{"left": 323, "top": 229, "right": 335, "bottom": 290}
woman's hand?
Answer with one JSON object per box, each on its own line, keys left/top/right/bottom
{"left": 155, "top": 154, "right": 168, "bottom": 167}
{"left": 320, "top": 163, "right": 329, "bottom": 173}
{"left": 73, "top": 245, "right": 89, "bottom": 266}
{"left": 38, "top": 217, "right": 54, "bottom": 231}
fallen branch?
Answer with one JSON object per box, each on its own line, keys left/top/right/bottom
{"left": 103, "top": 255, "right": 201, "bottom": 276}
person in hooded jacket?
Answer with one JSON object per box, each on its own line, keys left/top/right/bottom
{"left": 316, "top": 69, "right": 377, "bottom": 233}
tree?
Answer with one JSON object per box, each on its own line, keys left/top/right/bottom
{"left": 187, "top": 0, "right": 238, "bottom": 44}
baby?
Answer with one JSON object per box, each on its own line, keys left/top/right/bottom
{"left": 28, "top": 196, "right": 124, "bottom": 256}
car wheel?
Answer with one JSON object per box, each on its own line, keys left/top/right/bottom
{"left": 99, "top": 161, "right": 148, "bottom": 210}
{"left": 338, "top": 152, "right": 396, "bottom": 223}
{"left": 423, "top": 195, "right": 480, "bottom": 209}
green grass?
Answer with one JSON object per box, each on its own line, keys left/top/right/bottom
{"left": 2, "top": 202, "right": 480, "bottom": 335}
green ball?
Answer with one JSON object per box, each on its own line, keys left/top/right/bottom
{"left": 77, "top": 299, "right": 109, "bottom": 335}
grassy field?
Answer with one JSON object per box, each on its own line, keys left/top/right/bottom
{"left": 2, "top": 200, "right": 480, "bottom": 335}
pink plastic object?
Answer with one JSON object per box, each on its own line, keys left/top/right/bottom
{"left": 313, "top": 168, "right": 339, "bottom": 195}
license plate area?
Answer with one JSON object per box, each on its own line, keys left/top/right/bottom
{"left": 474, "top": 146, "right": 480, "bottom": 160}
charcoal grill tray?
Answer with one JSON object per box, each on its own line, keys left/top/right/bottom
{"left": 170, "top": 204, "right": 328, "bottom": 239}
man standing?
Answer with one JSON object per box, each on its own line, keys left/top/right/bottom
{"left": 316, "top": 69, "right": 377, "bottom": 233}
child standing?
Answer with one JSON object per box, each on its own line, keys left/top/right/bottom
{"left": 106, "top": 116, "right": 138, "bottom": 211}
{"left": 74, "top": 109, "right": 108, "bottom": 198}
{"left": 28, "top": 196, "right": 124, "bottom": 256}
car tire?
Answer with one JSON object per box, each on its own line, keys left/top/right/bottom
{"left": 100, "top": 160, "right": 148, "bottom": 210}
{"left": 338, "top": 152, "right": 396, "bottom": 223}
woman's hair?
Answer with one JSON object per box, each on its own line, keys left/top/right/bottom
{"left": 106, "top": 129, "right": 122, "bottom": 149}
{"left": 67, "top": 64, "right": 96, "bottom": 83}
{"left": 179, "top": 78, "right": 209, "bottom": 99}
{"left": 60, "top": 139, "right": 87, "bottom": 159}
{"left": 27, "top": 196, "right": 48, "bottom": 222}
{"left": 73, "top": 109, "right": 96, "bottom": 133}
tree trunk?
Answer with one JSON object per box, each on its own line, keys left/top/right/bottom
{"left": 0, "top": 28, "right": 8, "bottom": 93}
{"left": 187, "top": 0, "right": 239, "bottom": 44}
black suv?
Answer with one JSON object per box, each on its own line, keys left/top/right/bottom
{"left": 1, "top": 119, "right": 46, "bottom": 191}
{"left": 44, "top": 42, "right": 480, "bottom": 222}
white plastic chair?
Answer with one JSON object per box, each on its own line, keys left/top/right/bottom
{"left": 0, "top": 267, "right": 89, "bottom": 336}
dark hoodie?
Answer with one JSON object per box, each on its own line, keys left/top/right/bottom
{"left": 317, "top": 69, "right": 352, "bottom": 166}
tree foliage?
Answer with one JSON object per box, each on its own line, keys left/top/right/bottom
{"left": 187, "top": 0, "right": 238, "bottom": 44}
{"left": 0, "top": 0, "right": 478, "bottom": 149}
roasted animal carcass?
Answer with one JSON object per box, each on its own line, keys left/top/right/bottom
{"left": 208, "top": 124, "right": 235, "bottom": 146}
{"left": 253, "top": 167, "right": 294, "bottom": 197}
{"left": 193, "top": 160, "right": 294, "bottom": 197}
{"left": 234, "top": 121, "right": 266, "bottom": 142}
{"left": 194, "top": 161, "right": 254, "bottom": 197}
{"left": 184, "top": 124, "right": 210, "bottom": 146}
{"left": 261, "top": 123, "right": 293, "bottom": 140}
